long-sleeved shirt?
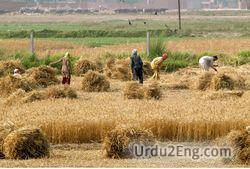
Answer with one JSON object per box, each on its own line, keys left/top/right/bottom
{"left": 151, "top": 57, "right": 163, "bottom": 70}
{"left": 130, "top": 54, "right": 143, "bottom": 69}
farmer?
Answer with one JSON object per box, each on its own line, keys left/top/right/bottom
{"left": 151, "top": 53, "right": 168, "bottom": 80}
{"left": 199, "top": 55, "right": 218, "bottom": 72}
{"left": 130, "top": 49, "right": 143, "bottom": 84}
{"left": 50, "top": 52, "right": 71, "bottom": 85}
{"left": 13, "top": 68, "right": 21, "bottom": 78}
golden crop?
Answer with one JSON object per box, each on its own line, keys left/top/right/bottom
{"left": 0, "top": 66, "right": 249, "bottom": 144}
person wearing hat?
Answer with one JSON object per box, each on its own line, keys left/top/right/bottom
{"left": 130, "top": 49, "right": 144, "bottom": 84}
{"left": 151, "top": 53, "right": 168, "bottom": 80}
{"left": 13, "top": 68, "right": 21, "bottom": 78}
{"left": 50, "top": 52, "right": 71, "bottom": 85}
{"left": 199, "top": 55, "right": 218, "bottom": 72}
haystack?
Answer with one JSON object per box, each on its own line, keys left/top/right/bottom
{"left": 104, "top": 58, "right": 131, "bottom": 81}
{"left": 21, "top": 90, "right": 46, "bottom": 103}
{"left": 224, "top": 128, "right": 250, "bottom": 165}
{"left": 0, "top": 75, "right": 34, "bottom": 96}
{"left": 143, "top": 61, "right": 153, "bottom": 77}
{"left": 102, "top": 125, "right": 155, "bottom": 159}
{"left": 0, "top": 60, "right": 25, "bottom": 78}
{"left": 210, "top": 73, "right": 235, "bottom": 90}
{"left": 82, "top": 71, "right": 110, "bottom": 92}
{"left": 196, "top": 72, "right": 245, "bottom": 91}
{"left": 0, "top": 121, "right": 14, "bottom": 159}
{"left": 46, "top": 85, "right": 77, "bottom": 99}
{"left": 196, "top": 72, "right": 214, "bottom": 91}
{"left": 74, "top": 59, "right": 97, "bottom": 76}
{"left": 24, "top": 66, "right": 59, "bottom": 88}
{"left": 123, "top": 82, "right": 144, "bottom": 99}
{"left": 3, "top": 126, "right": 50, "bottom": 159}
{"left": 143, "top": 83, "right": 162, "bottom": 100}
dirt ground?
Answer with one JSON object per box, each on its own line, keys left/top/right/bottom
{"left": 0, "top": 143, "right": 245, "bottom": 167}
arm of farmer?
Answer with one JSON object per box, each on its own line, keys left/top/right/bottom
{"left": 49, "top": 57, "right": 62, "bottom": 66}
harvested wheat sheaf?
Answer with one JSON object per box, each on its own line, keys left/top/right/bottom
{"left": 102, "top": 125, "right": 155, "bottom": 159}
{"left": 24, "top": 66, "right": 59, "bottom": 88}
{"left": 196, "top": 72, "right": 246, "bottom": 91}
{"left": 0, "top": 121, "right": 15, "bottom": 159}
{"left": 3, "top": 126, "right": 50, "bottom": 160}
{"left": 21, "top": 90, "right": 46, "bottom": 103}
{"left": 123, "top": 82, "right": 161, "bottom": 100}
{"left": 0, "top": 75, "right": 34, "bottom": 96}
{"left": 0, "top": 60, "right": 25, "bottom": 78}
{"left": 5, "top": 85, "right": 77, "bottom": 105}
{"left": 74, "top": 59, "right": 97, "bottom": 76}
{"left": 143, "top": 83, "right": 162, "bottom": 100}
{"left": 223, "top": 128, "right": 250, "bottom": 165}
{"left": 143, "top": 61, "right": 153, "bottom": 77}
{"left": 123, "top": 82, "right": 144, "bottom": 99}
{"left": 82, "top": 71, "right": 110, "bottom": 92}
{"left": 0, "top": 66, "right": 60, "bottom": 96}
{"left": 46, "top": 85, "right": 77, "bottom": 99}
{"left": 104, "top": 58, "right": 131, "bottom": 81}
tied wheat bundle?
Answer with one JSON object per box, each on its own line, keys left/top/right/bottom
{"left": 0, "top": 121, "right": 15, "bottom": 159}
{"left": 24, "top": 66, "right": 59, "bottom": 88}
{"left": 82, "top": 71, "right": 110, "bottom": 92}
{"left": 3, "top": 126, "right": 50, "bottom": 160}
{"left": 104, "top": 58, "right": 132, "bottom": 81}
{"left": 0, "top": 60, "right": 25, "bottom": 78}
{"left": 102, "top": 125, "right": 155, "bottom": 159}
{"left": 74, "top": 59, "right": 97, "bottom": 76}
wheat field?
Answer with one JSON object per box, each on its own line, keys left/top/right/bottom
{"left": 0, "top": 66, "right": 249, "bottom": 145}
{"left": 0, "top": 38, "right": 250, "bottom": 59}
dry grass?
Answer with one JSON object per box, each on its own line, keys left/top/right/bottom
{"left": 0, "top": 38, "right": 250, "bottom": 59}
{"left": 82, "top": 71, "right": 110, "bottom": 92}
{"left": 102, "top": 125, "right": 155, "bottom": 159}
{"left": 166, "top": 39, "right": 250, "bottom": 56}
{"left": 203, "top": 90, "right": 244, "bottom": 100}
{"left": 3, "top": 126, "right": 50, "bottom": 159}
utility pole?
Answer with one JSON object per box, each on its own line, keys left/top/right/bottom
{"left": 178, "top": 0, "right": 181, "bottom": 30}
{"left": 147, "top": 31, "right": 150, "bottom": 57}
{"left": 30, "top": 31, "right": 35, "bottom": 54}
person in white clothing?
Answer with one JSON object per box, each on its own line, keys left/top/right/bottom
{"left": 13, "top": 68, "right": 21, "bottom": 78}
{"left": 199, "top": 55, "right": 218, "bottom": 72}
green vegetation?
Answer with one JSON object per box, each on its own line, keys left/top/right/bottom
{"left": 148, "top": 36, "right": 166, "bottom": 61}
{"left": 236, "top": 50, "right": 250, "bottom": 66}
{"left": 0, "top": 18, "right": 250, "bottom": 38}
